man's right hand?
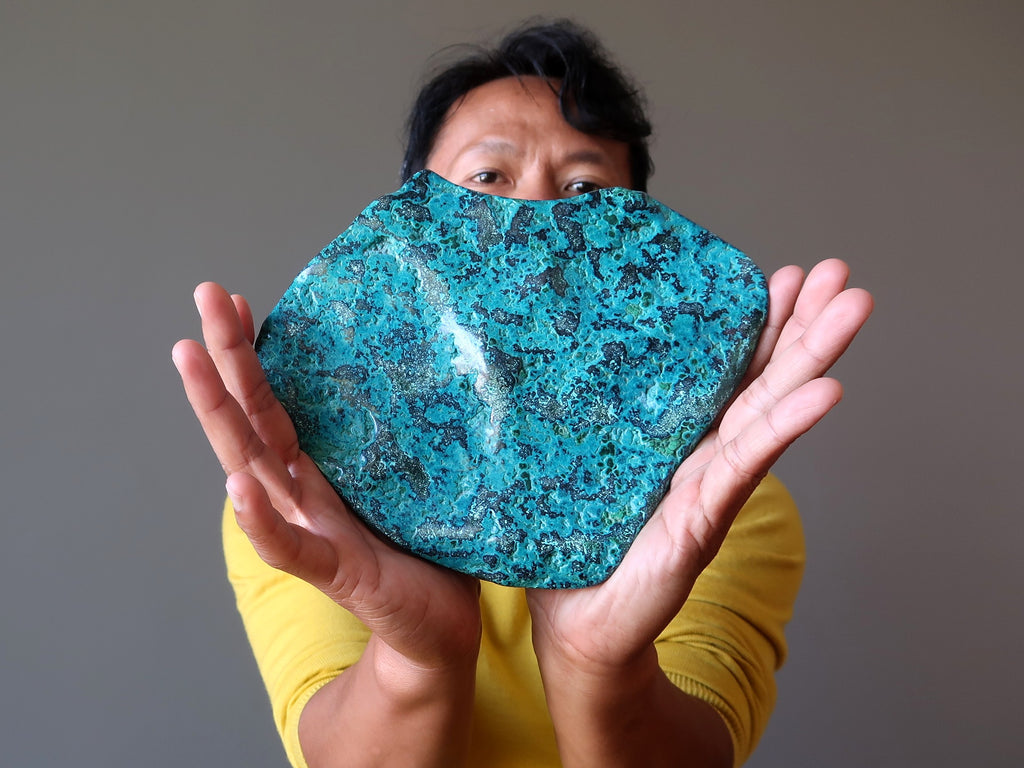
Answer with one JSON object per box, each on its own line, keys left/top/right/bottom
{"left": 172, "top": 283, "right": 482, "bottom": 668}
{"left": 174, "top": 283, "right": 482, "bottom": 766}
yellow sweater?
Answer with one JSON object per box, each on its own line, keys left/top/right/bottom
{"left": 223, "top": 474, "right": 803, "bottom": 767}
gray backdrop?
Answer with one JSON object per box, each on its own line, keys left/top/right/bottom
{"left": 2, "top": 1, "right": 1021, "bottom": 766}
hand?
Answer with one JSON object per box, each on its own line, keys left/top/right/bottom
{"left": 520, "top": 259, "right": 872, "bottom": 766}
{"left": 527, "top": 258, "right": 874, "bottom": 670}
{"left": 172, "top": 283, "right": 481, "bottom": 668}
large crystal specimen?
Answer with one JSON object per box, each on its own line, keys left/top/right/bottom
{"left": 255, "top": 171, "right": 767, "bottom": 588}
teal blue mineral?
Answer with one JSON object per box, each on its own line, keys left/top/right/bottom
{"left": 255, "top": 171, "right": 768, "bottom": 588}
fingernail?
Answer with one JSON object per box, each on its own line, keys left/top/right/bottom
{"left": 225, "top": 477, "right": 242, "bottom": 508}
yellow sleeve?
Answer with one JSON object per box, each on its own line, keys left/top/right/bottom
{"left": 655, "top": 474, "right": 805, "bottom": 766}
{"left": 222, "top": 498, "right": 367, "bottom": 768}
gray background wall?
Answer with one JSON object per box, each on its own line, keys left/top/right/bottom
{"left": 2, "top": 1, "right": 1021, "bottom": 766}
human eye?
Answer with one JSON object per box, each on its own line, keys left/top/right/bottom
{"left": 468, "top": 169, "right": 504, "bottom": 186}
{"left": 564, "top": 179, "right": 602, "bottom": 196}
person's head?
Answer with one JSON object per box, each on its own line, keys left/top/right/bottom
{"left": 401, "top": 19, "right": 653, "bottom": 196}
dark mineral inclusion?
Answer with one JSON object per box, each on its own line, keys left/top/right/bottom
{"left": 255, "top": 171, "right": 768, "bottom": 588}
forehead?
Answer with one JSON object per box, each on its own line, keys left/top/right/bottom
{"left": 428, "top": 76, "right": 630, "bottom": 176}
{"left": 439, "top": 75, "right": 564, "bottom": 136}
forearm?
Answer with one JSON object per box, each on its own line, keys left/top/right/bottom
{"left": 537, "top": 644, "right": 732, "bottom": 768}
{"left": 298, "top": 634, "right": 478, "bottom": 768}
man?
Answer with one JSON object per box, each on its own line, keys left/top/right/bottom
{"left": 173, "top": 19, "right": 872, "bottom": 768}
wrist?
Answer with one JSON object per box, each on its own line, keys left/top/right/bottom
{"left": 368, "top": 634, "right": 479, "bottom": 709}
{"left": 535, "top": 639, "right": 662, "bottom": 711}
{"left": 299, "top": 635, "right": 479, "bottom": 768}
{"left": 534, "top": 644, "right": 731, "bottom": 768}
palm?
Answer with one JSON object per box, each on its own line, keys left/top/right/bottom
{"left": 231, "top": 458, "right": 480, "bottom": 663}
{"left": 528, "top": 259, "right": 873, "bottom": 667}
{"left": 174, "top": 283, "right": 480, "bottom": 666}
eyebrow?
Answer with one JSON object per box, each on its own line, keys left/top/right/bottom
{"left": 453, "top": 139, "right": 523, "bottom": 162}
{"left": 563, "top": 148, "right": 617, "bottom": 167}
{"left": 455, "top": 139, "right": 616, "bottom": 168}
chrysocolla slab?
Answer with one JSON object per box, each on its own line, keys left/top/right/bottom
{"left": 255, "top": 171, "right": 767, "bottom": 588}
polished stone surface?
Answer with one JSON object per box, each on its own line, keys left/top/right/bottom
{"left": 256, "top": 171, "right": 767, "bottom": 587}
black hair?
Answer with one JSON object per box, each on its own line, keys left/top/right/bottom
{"left": 400, "top": 19, "right": 654, "bottom": 191}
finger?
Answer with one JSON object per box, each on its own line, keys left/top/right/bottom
{"left": 719, "top": 286, "right": 872, "bottom": 440}
{"left": 194, "top": 282, "right": 301, "bottom": 465}
{"left": 231, "top": 293, "right": 256, "bottom": 346}
{"left": 226, "top": 472, "right": 341, "bottom": 590}
{"left": 633, "top": 378, "right": 844, "bottom": 627}
{"left": 745, "top": 377, "right": 843, "bottom": 472}
{"left": 771, "top": 259, "right": 851, "bottom": 362}
{"left": 729, "top": 264, "right": 804, "bottom": 402}
{"left": 668, "top": 429, "right": 715, "bottom": 490}
{"left": 707, "top": 377, "right": 844, "bottom": 514}
{"left": 172, "top": 338, "right": 298, "bottom": 502}
{"left": 779, "top": 285, "right": 874, "bottom": 383}
{"left": 195, "top": 282, "right": 266, "bottom": 403}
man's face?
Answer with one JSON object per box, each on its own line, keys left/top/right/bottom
{"left": 425, "top": 76, "right": 632, "bottom": 201}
